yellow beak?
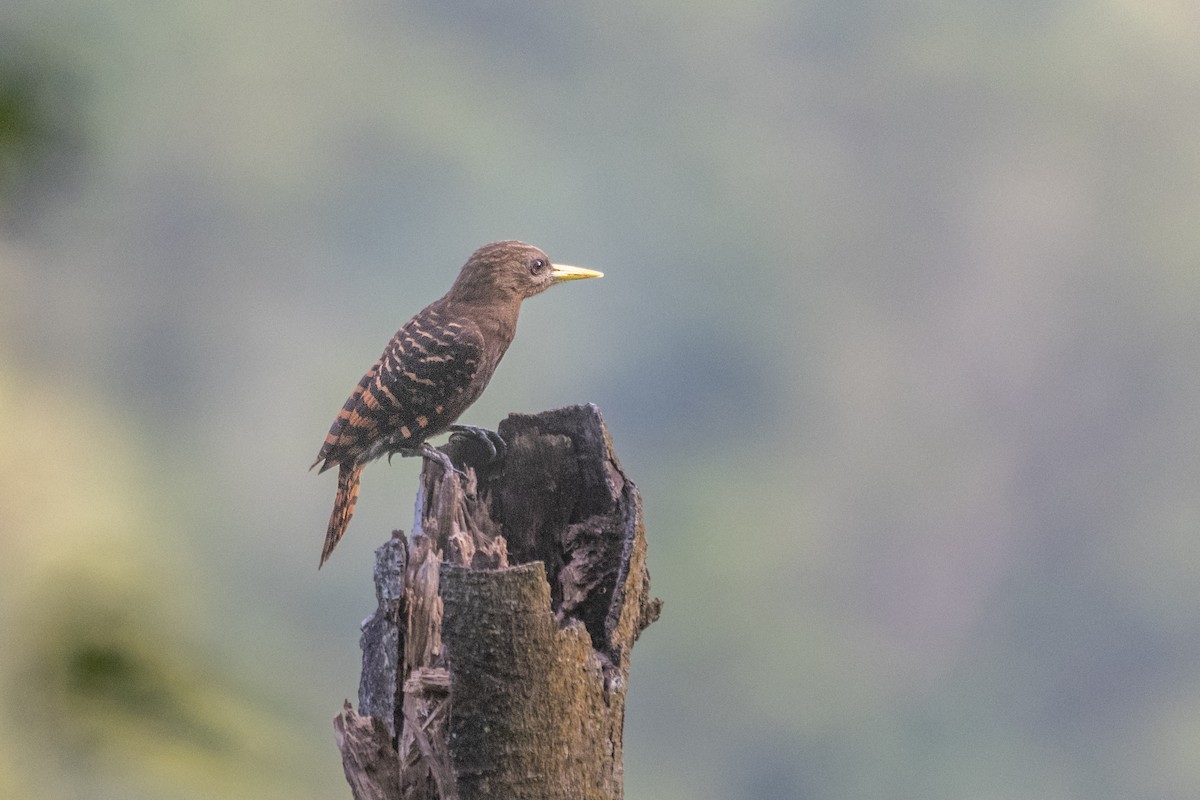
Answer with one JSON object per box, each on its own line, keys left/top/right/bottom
{"left": 550, "top": 263, "right": 604, "bottom": 282}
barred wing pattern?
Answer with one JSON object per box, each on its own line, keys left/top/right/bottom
{"left": 312, "top": 304, "right": 486, "bottom": 472}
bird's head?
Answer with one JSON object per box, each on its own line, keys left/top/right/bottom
{"left": 446, "top": 241, "right": 602, "bottom": 305}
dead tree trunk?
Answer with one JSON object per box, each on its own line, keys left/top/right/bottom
{"left": 334, "top": 404, "right": 661, "bottom": 800}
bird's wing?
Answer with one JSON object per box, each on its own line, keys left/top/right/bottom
{"left": 311, "top": 360, "right": 379, "bottom": 472}
{"left": 313, "top": 307, "right": 485, "bottom": 471}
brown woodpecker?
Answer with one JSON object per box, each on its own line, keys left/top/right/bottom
{"left": 312, "top": 240, "right": 603, "bottom": 566}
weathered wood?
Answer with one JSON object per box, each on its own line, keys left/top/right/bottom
{"left": 334, "top": 702, "right": 404, "bottom": 800}
{"left": 441, "top": 564, "right": 620, "bottom": 799}
{"left": 357, "top": 531, "right": 407, "bottom": 739}
{"left": 335, "top": 404, "right": 659, "bottom": 800}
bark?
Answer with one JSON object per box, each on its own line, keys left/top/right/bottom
{"left": 334, "top": 404, "right": 660, "bottom": 800}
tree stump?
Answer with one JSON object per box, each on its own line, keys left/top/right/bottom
{"left": 334, "top": 404, "right": 661, "bottom": 800}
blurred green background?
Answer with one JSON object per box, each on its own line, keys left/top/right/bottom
{"left": 2, "top": 1, "right": 1199, "bottom": 798}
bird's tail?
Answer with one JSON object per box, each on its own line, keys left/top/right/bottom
{"left": 320, "top": 462, "right": 363, "bottom": 568}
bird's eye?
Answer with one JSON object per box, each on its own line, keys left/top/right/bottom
{"left": 530, "top": 258, "right": 547, "bottom": 275}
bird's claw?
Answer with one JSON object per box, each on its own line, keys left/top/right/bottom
{"left": 421, "top": 442, "right": 466, "bottom": 476}
{"left": 396, "top": 444, "right": 466, "bottom": 476}
{"left": 448, "top": 424, "right": 507, "bottom": 463}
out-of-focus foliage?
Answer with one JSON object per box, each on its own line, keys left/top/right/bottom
{"left": 0, "top": 367, "right": 339, "bottom": 799}
{"left": 2, "top": 1, "right": 1199, "bottom": 799}
{"left": 0, "top": 39, "right": 85, "bottom": 227}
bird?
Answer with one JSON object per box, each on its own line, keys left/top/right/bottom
{"left": 312, "top": 240, "right": 603, "bottom": 567}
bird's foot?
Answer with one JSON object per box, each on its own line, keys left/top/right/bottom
{"left": 396, "top": 443, "right": 465, "bottom": 476}
{"left": 420, "top": 442, "right": 466, "bottom": 476}
{"left": 448, "top": 424, "right": 507, "bottom": 463}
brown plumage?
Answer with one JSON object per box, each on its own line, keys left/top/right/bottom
{"left": 312, "top": 240, "right": 602, "bottom": 566}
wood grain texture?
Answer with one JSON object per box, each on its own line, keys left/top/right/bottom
{"left": 334, "top": 405, "right": 659, "bottom": 800}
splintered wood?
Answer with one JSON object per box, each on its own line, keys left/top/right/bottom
{"left": 336, "top": 405, "right": 660, "bottom": 800}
